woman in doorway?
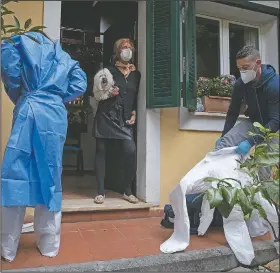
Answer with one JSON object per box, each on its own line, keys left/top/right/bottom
{"left": 1, "top": 32, "right": 87, "bottom": 262}
{"left": 93, "top": 38, "right": 141, "bottom": 204}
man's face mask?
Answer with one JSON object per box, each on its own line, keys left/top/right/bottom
{"left": 240, "top": 63, "right": 257, "bottom": 84}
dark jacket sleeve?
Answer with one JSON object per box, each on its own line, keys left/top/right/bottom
{"left": 222, "top": 80, "right": 244, "bottom": 136}
{"left": 132, "top": 71, "right": 141, "bottom": 112}
{"left": 247, "top": 78, "right": 280, "bottom": 145}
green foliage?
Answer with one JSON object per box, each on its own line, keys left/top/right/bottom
{"left": 1, "top": 1, "right": 46, "bottom": 43}
{"left": 197, "top": 75, "right": 236, "bottom": 98}
{"left": 203, "top": 122, "right": 279, "bottom": 242}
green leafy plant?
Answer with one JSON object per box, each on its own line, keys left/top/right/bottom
{"left": 203, "top": 122, "right": 279, "bottom": 242}
{"left": 1, "top": 0, "right": 46, "bottom": 43}
{"left": 197, "top": 75, "right": 236, "bottom": 98}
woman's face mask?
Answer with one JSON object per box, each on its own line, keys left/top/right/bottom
{"left": 120, "top": 48, "right": 132, "bottom": 62}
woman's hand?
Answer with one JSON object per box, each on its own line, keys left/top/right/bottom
{"left": 126, "top": 111, "right": 136, "bottom": 125}
{"left": 111, "top": 86, "right": 119, "bottom": 97}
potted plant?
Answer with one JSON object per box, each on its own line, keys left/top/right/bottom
{"left": 1, "top": 0, "right": 46, "bottom": 43}
{"left": 203, "top": 122, "right": 279, "bottom": 246}
{"left": 197, "top": 75, "right": 236, "bottom": 113}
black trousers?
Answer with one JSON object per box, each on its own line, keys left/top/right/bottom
{"left": 95, "top": 138, "right": 136, "bottom": 196}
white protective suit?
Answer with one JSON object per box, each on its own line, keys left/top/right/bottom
{"left": 160, "top": 147, "right": 279, "bottom": 265}
{"left": 1, "top": 205, "right": 61, "bottom": 262}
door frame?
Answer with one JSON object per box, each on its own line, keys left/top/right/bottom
{"left": 43, "top": 1, "right": 161, "bottom": 205}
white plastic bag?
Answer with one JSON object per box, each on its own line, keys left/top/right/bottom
{"left": 1, "top": 205, "right": 61, "bottom": 262}
{"left": 160, "top": 147, "right": 257, "bottom": 265}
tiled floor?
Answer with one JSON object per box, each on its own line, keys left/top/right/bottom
{"left": 62, "top": 173, "right": 98, "bottom": 200}
{"left": 1, "top": 217, "right": 271, "bottom": 271}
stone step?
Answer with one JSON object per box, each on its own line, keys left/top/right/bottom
{"left": 24, "top": 197, "right": 162, "bottom": 224}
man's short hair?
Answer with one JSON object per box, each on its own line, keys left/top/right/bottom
{"left": 236, "top": 45, "right": 260, "bottom": 61}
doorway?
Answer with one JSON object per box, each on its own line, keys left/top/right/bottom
{"left": 60, "top": 1, "right": 141, "bottom": 208}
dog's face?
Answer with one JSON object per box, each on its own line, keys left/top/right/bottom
{"left": 100, "top": 72, "right": 108, "bottom": 89}
{"left": 94, "top": 68, "right": 114, "bottom": 91}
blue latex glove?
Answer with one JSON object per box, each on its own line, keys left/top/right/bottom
{"left": 236, "top": 140, "right": 252, "bottom": 155}
{"left": 215, "top": 138, "right": 222, "bottom": 148}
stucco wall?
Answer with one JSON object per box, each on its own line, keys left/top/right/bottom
{"left": 1, "top": 1, "right": 43, "bottom": 158}
{"left": 1, "top": 1, "right": 43, "bottom": 218}
{"left": 160, "top": 108, "right": 220, "bottom": 205}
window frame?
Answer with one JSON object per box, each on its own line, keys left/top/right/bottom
{"left": 195, "top": 13, "right": 263, "bottom": 77}
{"left": 179, "top": 9, "right": 271, "bottom": 132}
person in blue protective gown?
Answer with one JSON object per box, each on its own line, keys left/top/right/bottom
{"left": 1, "top": 32, "right": 87, "bottom": 262}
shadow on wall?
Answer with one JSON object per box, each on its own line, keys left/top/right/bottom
{"left": 160, "top": 108, "right": 220, "bottom": 206}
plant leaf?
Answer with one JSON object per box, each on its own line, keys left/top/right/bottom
{"left": 2, "top": 10, "right": 14, "bottom": 15}
{"left": 255, "top": 153, "right": 279, "bottom": 167}
{"left": 29, "top": 26, "right": 46, "bottom": 31}
{"left": 260, "top": 187, "right": 273, "bottom": 206}
{"left": 13, "top": 16, "right": 20, "bottom": 28}
{"left": 253, "top": 122, "right": 270, "bottom": 134}
{"left": 243, "top": 185, "right": 254, "bottom": 196}
{"left": 263, "top": 182, "right": 279, "bottom": 205}
{"left": 206, "top": 188, "right": 223, "bottom": 209}
{"left": 6, "top": 28, "right": 24, "bottom": 33}
{"left": 268, "top": 132, "right": 280, "bottom": 139}
{"left": 252, "top": 200, "right": 268, "bottom": 220}
{"left": 273, "top": 168, "right": 279, "bottom": 181}
{"left": 228, "top": 188, "right": 239, "bottom": 207}
{"left": 2, "top": 25, "right": 16, "bottom": 29}
{"left": 191, "top": 192, "right": 205, "bottom": 204}
{"left": 24, "top": 18, "right": 32, "bottom": 30}
{"left": 219, "top": 186, "right": 231, "bottom": 204}
{"left": 237, "top": 189, "right": 253, "bottom": 217}
{"left": 204, "top": 177, "right": 219, "bottom": 183}
{"left": 1, "top": 6, "right": 9, "bottom": 12}
{"left": 23, "top": 33, "right": 40, "bottom": 44}
{"left": 248, "top": 131, "right": 265, "bottom": 139}
{"left": 217, "top": 200, "right": 233, "bottom": 218}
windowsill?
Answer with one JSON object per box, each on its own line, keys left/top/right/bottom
{"left": 179, "top": 107, "right": 248, "bottom": 132}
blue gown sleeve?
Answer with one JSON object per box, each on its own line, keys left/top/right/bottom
{"left": 63, "top": 62, "right": 87, "bottom": 103}
{"left": 1, "top": 41, "right": 22, "bottom": 105}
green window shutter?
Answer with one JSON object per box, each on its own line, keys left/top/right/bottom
{"left": 183, "top": 0, "right": 197, "bottom": 111}
{"left": 146, "top": 0, "right": 180, "bottom": 108}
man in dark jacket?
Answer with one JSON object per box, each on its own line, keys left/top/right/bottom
{"left": 216, "top": 45, "right": 279, "bottom": 178}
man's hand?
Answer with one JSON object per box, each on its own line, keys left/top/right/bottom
{"left": 215, "top": 138, "right": 222, "bottom": 148}
{"left": 126, "top": 111, "right": 136, "bottom": 125}
{"left": 236, "top": 140, "right": 252, "bottom": 155}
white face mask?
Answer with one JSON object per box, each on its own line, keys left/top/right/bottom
{"left": 240, "top": 64, "right": 257, "bottom": 84}
{"left": 120, "top": 48, "right": 132, "bottom": 62}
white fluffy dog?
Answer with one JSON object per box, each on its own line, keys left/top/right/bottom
{"left": 92, "top": 68, "right": 119, "bottom": 102}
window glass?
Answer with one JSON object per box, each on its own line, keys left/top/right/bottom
{"left": 229, "top": 23, "right": 259, "bottom": 78}
{"left": 196, "top": 17, "right": 220, "bottom": 78}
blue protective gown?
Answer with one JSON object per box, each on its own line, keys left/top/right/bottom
{"left": 1, "top": 32, "right": 87, "bottom": 211}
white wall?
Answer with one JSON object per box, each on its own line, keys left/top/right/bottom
{"left": 43, "top": 1, "right": 61, "bottom": 41}
{"left": 250, "top": 1, "right": 279, "bottom": 9}
{"left": 136, "top": 1, "right": 160, "bottom": 205}
{"left": 262, "top": 19, "right": 279, "bottom": 73}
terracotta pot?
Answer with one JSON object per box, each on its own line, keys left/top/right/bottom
{"left": 202, "top": 96, "right": 231, "bottom": 113}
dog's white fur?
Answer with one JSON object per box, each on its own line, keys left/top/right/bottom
{"left": 92, "top": 68, "right": 117, "bottom": 102}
